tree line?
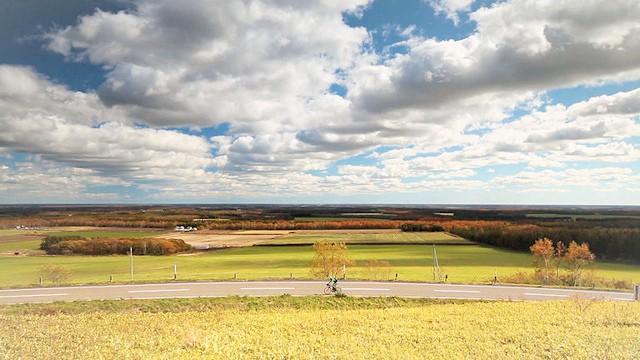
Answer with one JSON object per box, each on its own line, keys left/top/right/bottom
{"left": 40, "top": 236, "right": 191, "bottom": 255}
{"left": 448, "top": 224, "right": 640, "bottom": 262}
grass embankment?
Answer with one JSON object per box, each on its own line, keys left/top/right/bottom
{"left": 1, "top": 296, "right": 638, "bottom": 359}
{"left": 1, "top": 245, "right": 639, "bottom": 288}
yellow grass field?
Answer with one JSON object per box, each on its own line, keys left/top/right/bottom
{"left": 0, "top": 297, "right": 639, "bottom": 359}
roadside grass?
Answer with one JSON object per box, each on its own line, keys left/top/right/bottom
{"left": 1, "top": 297, "right": 638, "bottom": 359}
{"left": 0, "top": 245, "right": 638, "bottom": 288}
{"left": 0, "top": 295, "right": 471, "bottom": 315}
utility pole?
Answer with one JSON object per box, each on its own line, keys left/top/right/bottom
{"left": 432, "top": 245, "right": 441, "bottom": 281}
{"left": 129, "top": 246, "right": 134, "bottom": 281}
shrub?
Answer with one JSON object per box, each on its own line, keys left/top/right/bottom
{"left": 39, "top": 265, "right": 72, "bottom": 283}
{"left": 364, "top": 259, "right": 393, "bottom": 280}
{"left": 40, "top": 235, "right": 84, "bottom": 252}
{"left": 400, "top": 223, "right": 445, "bottom": 232}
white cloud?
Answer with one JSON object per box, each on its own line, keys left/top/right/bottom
{"left": 0, "top": 65, "right": 214, "bottom": 181}
{"left": 1, "top": 0, "right": 640, "bottom": 202}
{"left": 427, "top": 0, "right": 474, "bottom": 25}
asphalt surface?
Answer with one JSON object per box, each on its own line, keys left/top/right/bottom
{"left": 0, "top": 281, "right": 635, "bottom": 304}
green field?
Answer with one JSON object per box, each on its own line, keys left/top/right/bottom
{"left": 47, "top": 230, "right": 165, "bottom": 238}
{"left": 0, "top": 239, "right": 41, "bottom": 253}
{"left": 271, "top": 231, "right": 470, "bottom": 245}
{"left": 1, "top": 297, "right": 638, "bottom": 359}
{"left": 0, "top": 229, "right": 166, "bottom": 254}
{"left": 1, "top": 244, "right": 638, "bottom": 288}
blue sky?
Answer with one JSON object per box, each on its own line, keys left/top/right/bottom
{"left": 0, "top": 0, "right": 639, "bottom": 204}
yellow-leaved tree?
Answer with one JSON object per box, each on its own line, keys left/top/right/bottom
{"left": 311, "top": 241, "right": 354, "bottom": 278}
{"left": 529, "top": 237, "right": 555, "bottom": 284}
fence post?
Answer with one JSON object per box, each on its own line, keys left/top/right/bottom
{"left": 109, "top": 274, "right": 113, "bottom": 283}
{"left": 234, "top": 273, "right": 237, "bottom": 280}
{"left": 635, "top": 284, "right": 640, "bottom": 301}
{"left": 39, "top": 277, "right": 43, "bottom": 286}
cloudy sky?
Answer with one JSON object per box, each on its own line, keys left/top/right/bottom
{"left": 0, "top": 0, "right": 639, "bottom": 204}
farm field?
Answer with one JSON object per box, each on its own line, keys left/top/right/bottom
{"left": 1, "top": 296, "right": 638, "bottom": 359}
{"left": 46, "top": 229, "right": 166, "bottom": 238}
{"left": 0, "top": 228, "right": 168, "bottom": 254}
{"left": 160, "top": 229, "right": 469, "bottom": 248}
{"left": 1, "top": 244, "right": 639, "bottom": 288}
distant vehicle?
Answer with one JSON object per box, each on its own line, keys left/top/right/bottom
{"left": 175, "top": 225, "right": 198, "bottom": 232}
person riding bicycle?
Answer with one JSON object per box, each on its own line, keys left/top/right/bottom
{"left": 327, "top": 275, "right": 338, "bottom": 291}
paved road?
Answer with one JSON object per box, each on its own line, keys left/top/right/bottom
{"left": 0, "top": 281, "right": 635, "bottom": 305}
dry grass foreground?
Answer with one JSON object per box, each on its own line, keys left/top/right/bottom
{"left": 1, "top": 297, "right": 639, "bottom": 359}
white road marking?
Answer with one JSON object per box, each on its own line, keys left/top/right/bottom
{"left": 240, "top": 287, "right": 295, "bottom": 290}
{"left": 0, "top": 293, "right": 68, "bottom": 299}
{"left": 127, "top": 289, "right": 190, "bottom": 294}
{"left": 433, "top": 290, "right": 480, "bottom": 294}
{"left": 523, "top": 292, "right": 568, "bottom": 298}
{"left": 613, "top": 297, "right": 633, "bottom": 301}
{"left": 342, "top": 288, "right": 391, "bottom": 291}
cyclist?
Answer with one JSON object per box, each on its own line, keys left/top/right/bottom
{"left": 327, "top": 275, "right": 338, "bottom": 292}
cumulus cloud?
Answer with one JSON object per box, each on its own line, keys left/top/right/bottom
{"left": 0, "top": 65, "right": 214, "bottom": 180}
{"left": 1, "top": 0, "right": 640, "bottom": 202}
{"left": 427, "top": 0, "right": 474, "bottom": 25}
{"left": 350, "top": 0, "right": 640, "bottom": 116}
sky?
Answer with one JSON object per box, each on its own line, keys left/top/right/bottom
{"left": 0, "top": 0, "right": 639, "bottom": 205}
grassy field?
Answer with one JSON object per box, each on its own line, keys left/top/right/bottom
{"left": 1, "top": 244, "right": 638, "bottom": 288}
{"left": 159, "top": 230, "right": 470, "bottom": 248}
{"left": 0, "top": 228, "right": 166, "bottom": 254}
{"left": 47, "top": 229, "right": 166, "bottom": 238}
{"left": 1, "top": 296, "right": 638, "bottom": 359}
{"left": 271, "top": 231, "right": 470, "bottom": 245}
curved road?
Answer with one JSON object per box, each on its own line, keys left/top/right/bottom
{"left": 0, "top": 281, "right": 635, "bottom": 305}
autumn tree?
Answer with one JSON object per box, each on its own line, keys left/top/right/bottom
{"left": 564, "top": 241, "right": 595, "bottom": 286}
{"left": 530, "top": 237, "right": 555, "bottom": 284}
{"left": 553, "top": 241, "right": 566, "bottom": 282}
{"left": 310, "top": 241, "right": 354, "bottom": 278}
{"left": 39, "top": 265, "right": 72, "bottom": 284}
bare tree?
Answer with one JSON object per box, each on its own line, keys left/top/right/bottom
{"left": 39, "top": 265, "right": 72, "bottom": 284}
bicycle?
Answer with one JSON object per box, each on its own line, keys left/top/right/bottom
{"left": 324, "top": 284, "right": 341, "bottom": 295}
